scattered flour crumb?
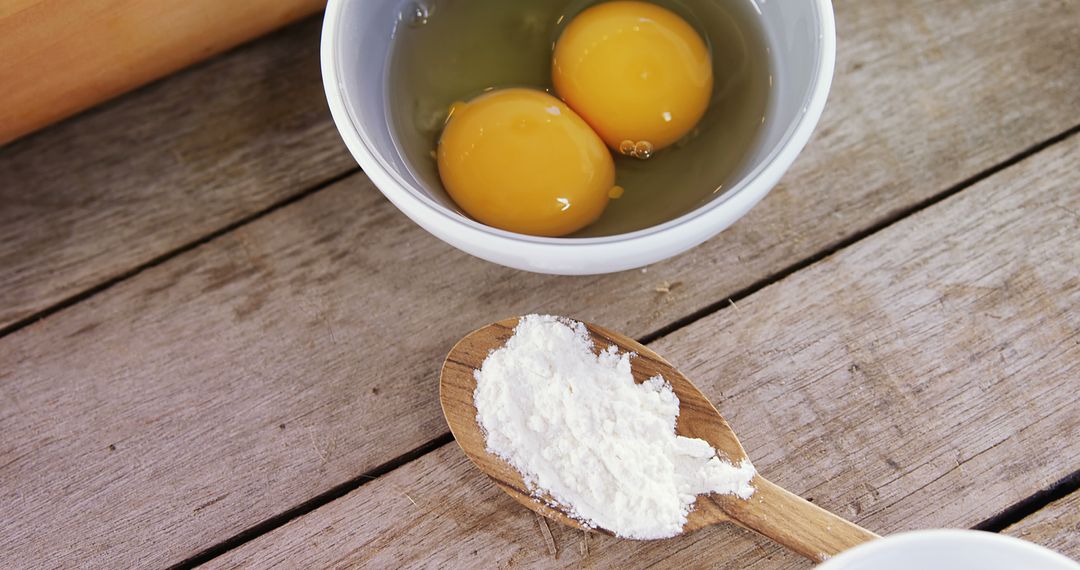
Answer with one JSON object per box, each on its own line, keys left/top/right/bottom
{"left": 473, "top": 315, "right": 755, "bottom": 539}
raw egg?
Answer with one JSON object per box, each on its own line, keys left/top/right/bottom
{"left": 437, "top": 88, "right": 616, "bottom": 237}
{"left": 553, "top": 1, "right": 713, "bottom": 156}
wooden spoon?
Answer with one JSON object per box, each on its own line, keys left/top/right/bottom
{"left": 440, "top": 317, "right": 880, "bottom": 563}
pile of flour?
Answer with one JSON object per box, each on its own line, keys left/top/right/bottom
{"left": 473, "top": 314, "right": 755, "bottom": 539}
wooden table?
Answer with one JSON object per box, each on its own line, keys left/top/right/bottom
{"left": 1, "top": 1, "right": 1077, "bottom": 568}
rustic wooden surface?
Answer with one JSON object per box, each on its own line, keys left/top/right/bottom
{"left": 0, "top": 16, "right": 354, "bottom": 331}
{"left": 1005, "top": 491, "right": 1080, "bottom": 558}
{"left": 207, "top": 134, "right": 1080, "bottom": 569}
{"left": 3, "top": 0, "right": 1079, "bottom": 333}
{"left": 0, "top": 0, "right": 1078, "bottom": 568}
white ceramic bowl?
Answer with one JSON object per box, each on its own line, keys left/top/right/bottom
{"left": 819, "top": 530, "right": 1080, "bottom": 570}
{"left": 321, "top": 0, "right": 835, "bottom": 275}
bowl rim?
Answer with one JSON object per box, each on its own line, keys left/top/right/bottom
{"left": 817, "top": 529, "right": 1080, "bottom": 569}
{"left": 320, "top": 0, "right": 836, "bottom": 252}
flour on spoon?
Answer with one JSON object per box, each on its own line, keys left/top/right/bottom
{"left": 473, "top": 314, "right": 755, "bottom": 539}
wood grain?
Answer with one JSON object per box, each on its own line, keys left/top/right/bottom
{"left": 720, "top": 477, "right": 880, "bottom": 562}
{"left": 0, "top": 0, "right": 1078, "bottom": 567}
{"left": 0, "top": 15, "right": 354, "bottom": 330}
{"left": 440, "top": 318, "right": 877, "bottom": 561}
{"left": 205, "top": 133, "right": 1080, "bottom": 568}
{"left": 2, "top": 0, "right": 1079, "bottom": 333}
{"left": 0, "top": 0, "right": 325, "bottom": 143}
{"left": 1004, "top": 492, "right": 1080, "bottom": 559}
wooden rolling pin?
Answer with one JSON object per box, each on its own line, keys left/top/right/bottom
{"left": 0, "top": 0, "right": 326, "bottom": 144}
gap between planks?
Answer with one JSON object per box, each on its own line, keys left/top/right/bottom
{"left": 169, "top": 433, "right": 455, "bottom": 570}
{"left": 974, "top": 468, "right": 1080, "bottom": 532}
{"left": 170, "top": 124, "right": 1080, "bottom": 568}
{"left": 0, "top": 166, "right": 359, "bottom": 340}
{"left": 180, "top": 451, "right": 1080, "bottom": 569}
{"left": 639, "top": 121, "right": 1080, "bottom": 345}
{"left": 4, "top": 124, "right": 1078, "bottom": 345}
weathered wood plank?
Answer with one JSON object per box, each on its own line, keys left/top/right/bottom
{"left": 2, "top": 0, "right": 1079, "bottom": 335}
{"left": 0, "top": 15, "right": 353, "bottom": 330}
{"left": 1004, "top": 492, "right": 1080, "bottom": 559}
{"left": 206, "top": 129, "right": 1080, "bottom": 569}
{"left": 1, "top": 0, "right": 1078, "bottom": 567}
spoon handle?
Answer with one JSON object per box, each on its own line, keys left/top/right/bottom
{"left": 724, "top": 476, "right": 880, "bottom": 562}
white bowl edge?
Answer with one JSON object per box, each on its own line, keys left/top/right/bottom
{"left": 320, "top": 0, "right": 837, "bottom": 275}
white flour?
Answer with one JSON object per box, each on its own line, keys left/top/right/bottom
{"left": 473, "top": 315, "right": 755, "bottom": 539}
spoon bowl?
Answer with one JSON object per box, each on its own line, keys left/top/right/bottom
{"left": 440, "top": 317, "right": 879, "bottom": 561}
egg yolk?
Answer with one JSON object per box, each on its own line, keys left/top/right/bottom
{"left": 437, "top": 88, "right": 616, "bottom": 237}
{"left": 553, "top": 1, "right": 713, "bottom": 156}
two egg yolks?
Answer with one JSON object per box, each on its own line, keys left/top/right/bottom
{"left": 436, "top": 1, "right": 711, "bottom": 237}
